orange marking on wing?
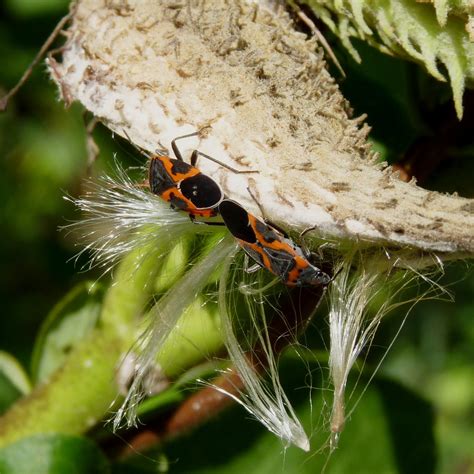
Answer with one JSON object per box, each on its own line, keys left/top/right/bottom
{"left": 248, "top": 215, "right": 299, "bottom": 257}
{"left": 250, "top": 243, "right": 272, "bottom": 269}
{"left": 160, "top": 187, "right": 216, "bottom": 217}
{"left": 287, "top": 256, "right": 309, "bottom": 285}
{"left": 161, "top": 156, "right": 200, "bottom": 181}
{"left": 161, "top": 187, "right": 192, "bottom": 210}
{"left": 246, "top": 214, "right": 316, "bottom": 285}
{"left": 160, "top": 187, "right": 178, "bottom": 202}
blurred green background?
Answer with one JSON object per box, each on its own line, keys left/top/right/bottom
{"left": 0, "top": 1, "right": 472, "bottom": 473}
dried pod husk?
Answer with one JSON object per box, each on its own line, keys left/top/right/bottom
{"left": 49, "top": 0, "right": 474, "bottom": 260}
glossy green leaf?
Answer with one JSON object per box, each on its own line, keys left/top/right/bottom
{"left": 0, "top": 434, "right": 109, "bottom": 474}
{"left": 31, "top": 281, "right": 103, "bottom": 384}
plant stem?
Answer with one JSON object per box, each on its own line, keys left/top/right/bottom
{"left": 0, "top": 240, "right": 168, "bottom": 448}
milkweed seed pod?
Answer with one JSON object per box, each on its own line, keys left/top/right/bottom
{"left": 49, "top": 0, "right": 474, "bottom": 259}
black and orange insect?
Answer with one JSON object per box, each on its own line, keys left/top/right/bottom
{"left": 218, "top": 198, "right": 332, "bottom": 287}
{"left": 146, "top": 130, "right": 256, "bottom": 223}
{"left": 128, "top": 130, "right": 332, "bottom": 287}
{"left": 147, "top": 131, "right": 224, "bottom": 222}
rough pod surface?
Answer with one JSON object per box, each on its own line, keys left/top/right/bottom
{"left": 50, "top": 0, "right": 474, "bottom": 257}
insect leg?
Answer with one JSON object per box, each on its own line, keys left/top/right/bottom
{"left": 300, "top": 226, "right": 334, "bottom": 261}
{"left": 194, "top": 221, "right": 227, "bottom": 226}
{"left": 171, "top": 126, "right": 212, "bottom": 161}
{"left": 121, "top": 129, "right": 153, "bottom": 159}
{"left": 191, "top": 151, "right": 258, "bottom": 174}
{"left": 299, "top": 226, "right": 317, "bottom": 259}
{"left": 246, "top": 262, "right": 262, "bottom": 274}
{"left": 188, "top": 214, "right": 226, "bottom": 226}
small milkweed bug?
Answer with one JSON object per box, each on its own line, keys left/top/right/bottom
{"left": 147, "top": 131, "right": 224, "bottom": 222}
{"left": 124, "top": 130, "right": 333, "bottom": 287}
{"left": 126, "top": 129, "right": 256, "bottom": 224}
{"left": 218, "top": 197, "right": 332, "bottom": 287}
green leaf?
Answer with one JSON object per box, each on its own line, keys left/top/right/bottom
{"left": 156, "top": 298, "right": 223, "bottom": 378}
{"left": 154, "top": 239, "right": 189, "bottom": 294}
{"left": 304, "top": 0, "right": 473, "bottom": 119}
{"left": 0, "top": 434, "right": 109, "bottom": 474}
{"left": 0, "top": 352, "right": 31, "bottom": 415}
{"left": 0, "top": 351, "right": 31, "bottom": 396}
{"left": 31, "top": 281, "right": 103, "bottom": 384}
